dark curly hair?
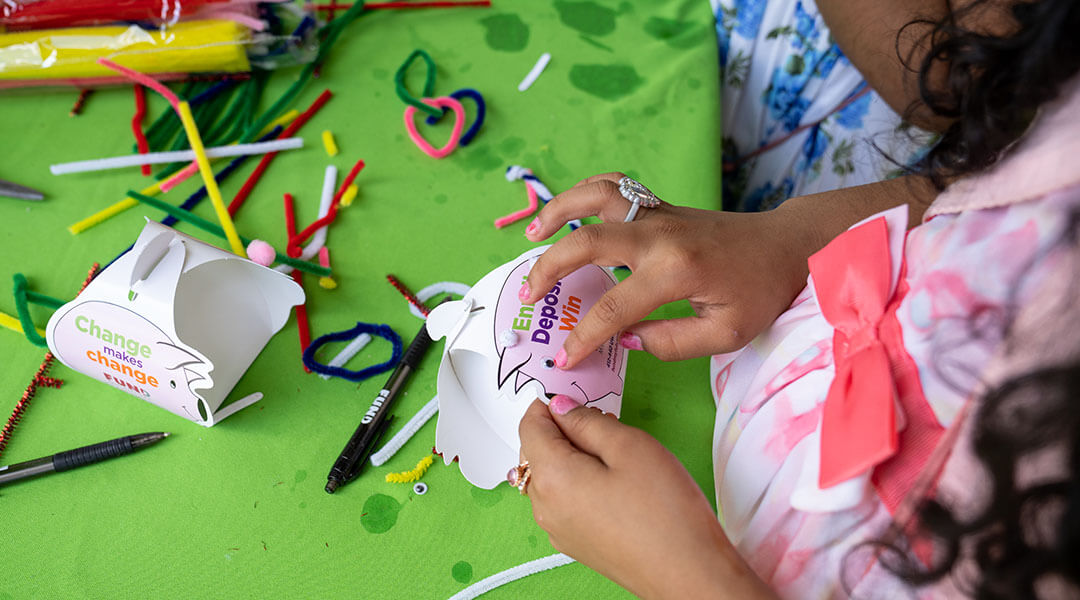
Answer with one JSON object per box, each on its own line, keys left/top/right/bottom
{"left": 867, "top": 1, "right": 1080, "bottom": 597}
{"left": 909, "top": 0, "right": 1080, "bottom": 189}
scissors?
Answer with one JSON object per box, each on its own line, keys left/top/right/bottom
{"left": 0, "top": 178, "right": 44, "bottom": 201}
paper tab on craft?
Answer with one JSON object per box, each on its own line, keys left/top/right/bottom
{"left": 45, "top": 220, "right": 303, "bottom": 426}
{"left": 426, "top": 245, "right": 629, "bottom": 488}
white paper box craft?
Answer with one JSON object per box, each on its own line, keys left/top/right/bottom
{"left": 45, "top": 221, "right": 304, "bottom": 426}
{"left": 426, "top": 246, "right": 629, "bottom": 488}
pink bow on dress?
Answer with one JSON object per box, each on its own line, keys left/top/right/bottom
{"left": 808, "top": 212, "right": 946, "bottom": 513}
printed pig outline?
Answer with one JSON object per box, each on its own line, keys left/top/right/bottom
{"left": 494, "top": 260, "right": 625, "bottom": 408}
{"left": 154, "top": 340, "right": 214, "bottom": 422}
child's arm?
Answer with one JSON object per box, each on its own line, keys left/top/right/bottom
{"left": 517, "top": 398, "right": 777, "bottom": 600}
{"left": 522, "top": 174, "right": 936, "bottom": 369}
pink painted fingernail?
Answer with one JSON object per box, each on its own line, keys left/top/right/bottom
{"left": 619, "top": 331, "right": 643, "bottom": 351}
{"left": 518, "top": 282, "right": 530, "bottom": 301}
{"left": 506, "top": 467, "right": 519, "bottom": 486}
{"left": 549, "top": 394, "right": 580, "bottom": 416}
{"left": 524, "top": 217, "right": 541, "bottom": 237}
{"left": 554, "top": 348, "right": 568, "bottom": 368}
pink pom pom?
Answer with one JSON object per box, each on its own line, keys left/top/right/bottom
{"left": 246, "top": 239, "right": 276, "bottom": 266}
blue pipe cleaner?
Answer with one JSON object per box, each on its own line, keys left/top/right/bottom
{"left": 425, "top": 88, "right": 486, "bottom": 147}
{"left": 190, "top": 79, "right": 239, "bottom": 107}
{"left": 302, "top": 322, "right": 403, "bottom": 382}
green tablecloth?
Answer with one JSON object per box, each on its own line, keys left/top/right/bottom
{"left": 0, "top": 2, "right": 721, "bottom": 597}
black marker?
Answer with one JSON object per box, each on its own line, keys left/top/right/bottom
{"left": 325, "top": 313, "right": 439, "bottom": 493}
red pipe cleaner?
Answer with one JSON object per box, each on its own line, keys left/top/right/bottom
{"left": 282, "top": 196, "right": 312, "bottom": 373}
{"left": 286, "top": 159, "right": 365, "bottom": 256}
{"left": 283, "top": 193, "right": 298, "bottom": 239}
{"left": 228, "top": 89, "right": 334, "bottom": 216}
{"left": 313, "top": 1, "right": 490, "bottom": 9}
{"left": 69, "top": 88, "right": 91, "bottom": 116}
{"left": 291, "top": 272, "right": 312, "bottom": 373}
{"left": 386, "top": 274, "right": 429, "bottom": 317}
{"left": 132, "top": 84, "right": 152, "bottom": 176}
{"left": 0, "top": 263, "right": 99, "bottom": 461}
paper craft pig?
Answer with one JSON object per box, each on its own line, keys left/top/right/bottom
{"left": 46, "top": 220, "right": 303, "bottom": 426}
{"left": 426, "top": 245, "right": 628, "bottom": 488}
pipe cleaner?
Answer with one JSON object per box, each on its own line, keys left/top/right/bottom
{"left": 132, "top": 85, "right": 151, "bottom": 175}
{"left": 494, "top": 171, "right": 539, "bottom": 229}
{"left": 234, "top": 0, "right": 370, "bottom": 146}
{"left": 448, "top": 553, "right": 575, "bottom": 600}
{"left": 98, "top": 59, "right": 246, "bottom": 257}
{"left": 318, "top": 331, "right": 372, "bottom": 381}
{"left": 385, "top": 455, "right": 434, "bottom": 483}
{"left": 387, "top": 274, "right": 429, "bottom": 317}
{"left": 0, "top": 311, "right": 45, "bottom": 338}
{"left": 286, "top": 165, "right": 338, "bottom": 259}
{"left": 0, "top": 264, "right": 98, "bottom": 461}
{"left": 424, "top": 88, "right": 486, "bottom": 147}
{"left": 87, "top": 124, "right": 283, "bottom": 274}
{"left": 163, "top": 126, "right": 284, "bottom": 227}
{"left": 394, "top": 49, "right": 440, "bottom": 117}
{"left": 12, "top": 274, "right": 66, "bottom": 347}
{"left": 67, "top": 182, "right": 162, "bottom": 235}
{"left": 404, "top": 96, "right": 465, "bottom": 159}
{"left": 322, "top": 130, "right": 340, "bottom": 156}
{"left": 314, "top": 1, "right": 491, "bottom": 9}
{"left": 407, "top": 281, "right": 471, "bottom": 320}
{"left": 291, "top": 271, "right": 313, "bottom": 373}
{"left": 340, "top": 184, "right": 359, "bottom": 207}
{"left": 318, "top": 248, "right": 337, "bottom": 289}
{"left": 282, "top": 194, "right": 313, "bottom": 373}
{"left": 126, "top": 190, "right": 330, "bottom": 276}
{"left": 302, "top": 322, "right": 403, "bottom": 382}
{"left": 228, "top": 90, "right": 333, "bottom": 215}
{"left": 69, "top": 89, "right": 92, "bottom": 116}
{"left": 257, "top": 109, "right": 300, "bottom": 139}
{"left": 370, "top": 395, "right": 439, "bottom": 466}
{"left": 518, "top": 53, "right": 551, "bottom": 92}
{"left": 81, "top": 84, "right": 270, "bottom": 231}
{"left": 288, "top": 159, "right": 364, "bottom": 251}
{"left": 506, "top": 165, "right": 581, "bottom": 230}
{"left": 49, "top": 137, "right": 303, "bottom": 175}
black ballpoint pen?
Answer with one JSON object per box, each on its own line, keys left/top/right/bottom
{"left": 325, "top": 312, "right": 439, "bottom": 493}
{"left": 0, "top": 432, "right": 169, "bottom": 487}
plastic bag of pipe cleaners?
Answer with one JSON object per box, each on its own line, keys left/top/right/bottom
{"left": 0, "top": 0, "right": 287, "bottom": 31}
{"left": 0, "top": 2, "right": 319, "bottom": 89}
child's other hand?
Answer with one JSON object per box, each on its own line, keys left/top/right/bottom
{"left": 517, "top": 396, "right": 773, "bottom": 599}
{"left": 521, "top": 172, "right": 815, "bottom": 369}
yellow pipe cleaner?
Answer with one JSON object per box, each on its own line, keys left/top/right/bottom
{"left": 68, "top": 182, "right": 163, "bottom": 235}
{"left": 177, "top": 100, "right": 247, "bottom": 257}
{"left": 385, "top": 455, "right": 434, "bottom": 483}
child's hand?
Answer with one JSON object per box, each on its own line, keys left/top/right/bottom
{"left": 521, "top": 172, "right": 815, "bottom": 368}
{"left": 517, "top": 396, "right": 774, "bottom": 599}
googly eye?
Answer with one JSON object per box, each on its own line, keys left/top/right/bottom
{"left": 413, "top": 482, "right": 428, "bottom": 495}
{"left": 540, "top": 357, "right": 555, "bottom": 370}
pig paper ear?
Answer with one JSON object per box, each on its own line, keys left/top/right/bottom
{"left": 426, "top": 299, "right": 472, "bottom": 346}
{"left": 514, "top": 371, "right": 539, "bottom": 395}
{"left": 154, "top": 341, "right": 205, "bottom": 370}
{"left": 128, "top": 231, "right": 174, "bottom": 288}
{"left": 496, "top": 350, "right": 531, "bottom": 389}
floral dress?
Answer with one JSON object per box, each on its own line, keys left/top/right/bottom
{"left": 709, "top": 77, "right": 1080, "bottom": 597}
{"left": 711, "top": 0, "right": 931, "bottom": 211}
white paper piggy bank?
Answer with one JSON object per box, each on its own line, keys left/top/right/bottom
{"left": 426, "top": 245, "right": 628, "bottom": 488}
